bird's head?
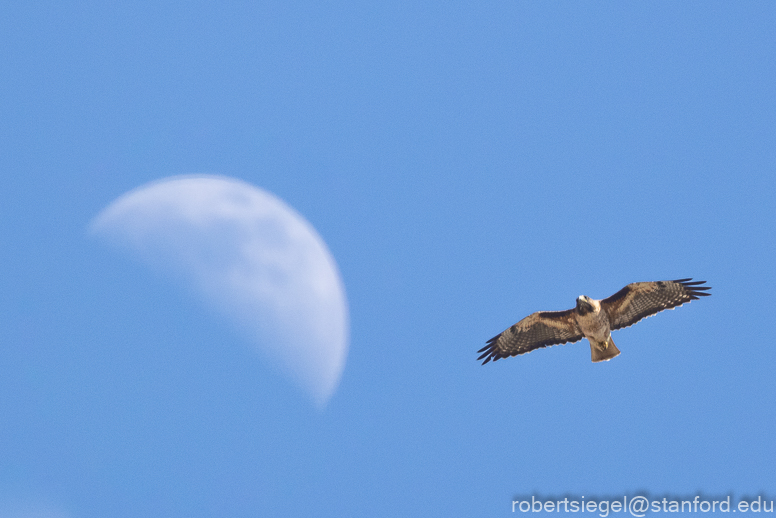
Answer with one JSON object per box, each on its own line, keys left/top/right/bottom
{"left": 576, "top": 295, "right": 594, "bottom": 315}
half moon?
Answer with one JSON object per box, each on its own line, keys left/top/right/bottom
{"left": 90, "top": 175, "right": 349, "bottom": 407}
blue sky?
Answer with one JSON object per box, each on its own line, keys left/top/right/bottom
{"left": 1, "top": 2, "right": 775, "bottom": 517}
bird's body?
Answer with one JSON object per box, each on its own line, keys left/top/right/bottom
{"left": 477, "top": 278, "right": 711, "bottom": 364}
{"left": 573, "top": 296, "right": 620, "bottom": 362}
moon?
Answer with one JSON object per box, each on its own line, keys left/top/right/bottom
{"left": 90, "top": 175, "right": 349, "bottom": 407}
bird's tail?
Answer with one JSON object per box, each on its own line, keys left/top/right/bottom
{"left": 590, "top": 336, "right": 620, "bottom": 363}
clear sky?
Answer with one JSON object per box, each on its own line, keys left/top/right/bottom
{"left": 1, "top": 2, "right": 774, "bottom": 517}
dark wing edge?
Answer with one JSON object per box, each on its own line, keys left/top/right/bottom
{"left": 477, "top": 309, "right": 584, "bottom": 365}
{"left": 601, "top": 278, "right": 711, "bottom": 331}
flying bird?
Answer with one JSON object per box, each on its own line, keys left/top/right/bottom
{"left": 478, "top": 278, "right": 711, "bottom": 364}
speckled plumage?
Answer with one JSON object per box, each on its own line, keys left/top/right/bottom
{"left": 477, "top": 278, "right": 711, "bottom": 364}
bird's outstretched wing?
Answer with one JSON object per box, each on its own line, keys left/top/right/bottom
{"left": 477, "top": 309, "right": 584, "bottom": 365}
{"left": 600, "top": 278, "right": 711, "bottom": 331}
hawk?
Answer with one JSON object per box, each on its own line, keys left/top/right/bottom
{"left": 477, "top": 278, "right": 711, "bottom": 364}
